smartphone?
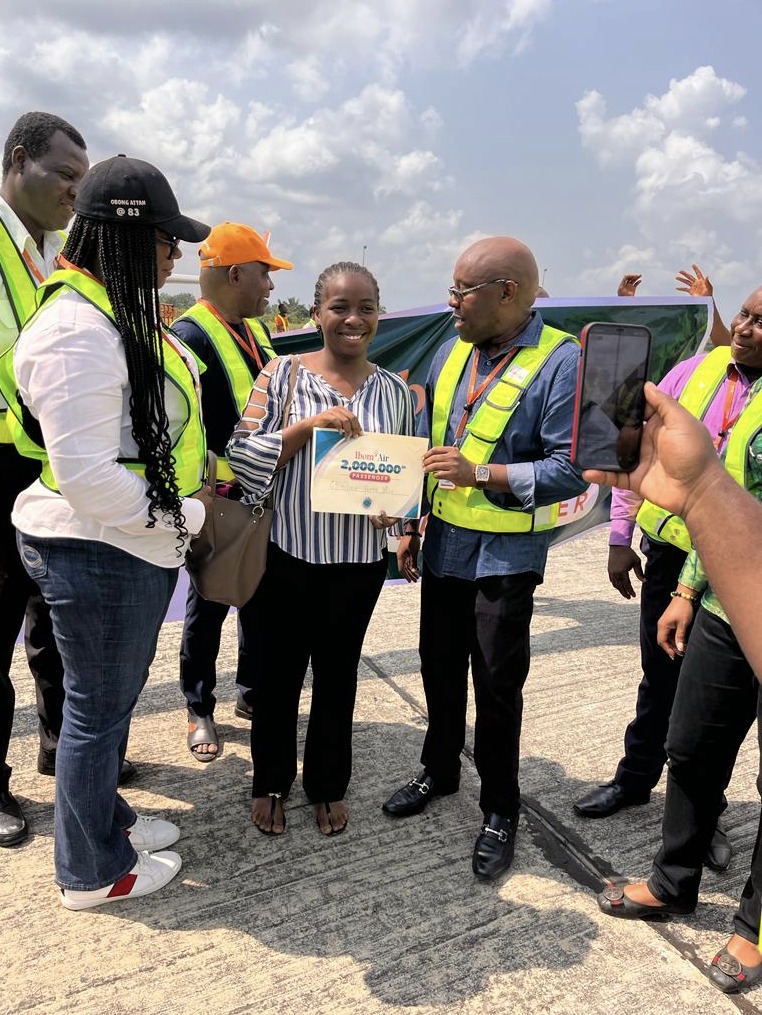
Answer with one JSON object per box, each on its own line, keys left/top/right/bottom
{"left": 571, "top": 322, "right": 652, "bottom": 472}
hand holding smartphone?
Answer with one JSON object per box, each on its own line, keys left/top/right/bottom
{"left": 571, "top": 322, "right": 652, "bottom": 472}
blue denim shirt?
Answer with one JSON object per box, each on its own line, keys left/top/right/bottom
{"left": 420, "top": 311, "right": 587, "bottom": 581}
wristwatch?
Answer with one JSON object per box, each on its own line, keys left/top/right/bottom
{"left": 474, "top": 464, "right": 490, "bottom": 489}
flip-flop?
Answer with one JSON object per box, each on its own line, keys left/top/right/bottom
{"left": 252, "top": 793, "right": 286, "bottom": 835}
{"left": 316, "top": 801, "right": 347, "bottom": 836}
{"left": 187, "top": 714, "right": 219, "bottom": 763}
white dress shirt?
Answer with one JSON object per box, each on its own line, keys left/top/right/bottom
{"left": 12, "top": 288, "right": 206, "bottom": 567}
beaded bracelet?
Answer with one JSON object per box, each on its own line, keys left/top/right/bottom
{"left": 670, "top": 589, "right": 698, "bottom": 603}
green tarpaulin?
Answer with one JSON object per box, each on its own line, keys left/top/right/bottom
{"left": 272, "top": 297, "right": 712, "bottom": 554}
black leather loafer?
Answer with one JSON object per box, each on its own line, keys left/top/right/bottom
{"left": 0, "top": 786, "right": 28, "bottom": 847}
{"left": 38, "top": 747, "right": 137, "bottom": 787}
{"left": 597, "top": 883, "right": 693, "bottom": 920}
{"left": 573, "top": 780, "right": 650, "bottom": 818}
{"left": 472, "top": 813, "right": 515, "bottom": 880}
{"left": 704, "top": 822, "right": 732, "bottom": 873}
{"left": 709, "top": 948, "right": 762, "bottom": 993}
{"left": 382, "top": 771, "right": 458, "bottom": 817}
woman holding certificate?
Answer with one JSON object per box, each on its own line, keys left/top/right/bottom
{"left": 227, "top": 261, "right": 415, "bottom": 836}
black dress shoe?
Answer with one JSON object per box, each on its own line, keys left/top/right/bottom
{"left": 573, "top": 780, "right": 650, "bottom": 818}
{"left": 0, "top": 786, "right": 29, "bottom": 847}
{"left": 704, "top": 822, "right": 732, "bottom": 872}
{"left": 118, "top": 759, "right": 138, "bottom": 786}
{"left": 38, "top": 747, "right": 137, "bottom": 787}
{"left": 37, "top": 746, "right": 57, "bottom": 776}
{"left": 472, "top": 813, "right": 515, "bottom": 880}
{"left": 382, "top": 771, "right": 458, "bottom": 817}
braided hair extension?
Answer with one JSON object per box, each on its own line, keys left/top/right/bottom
{"left": 313, "top": 261, "right": 380, "bottom": 313}
{"left": 62, "top": 217, "right": 187, "bottom": 541}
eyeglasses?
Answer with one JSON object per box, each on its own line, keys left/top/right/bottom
{"left": 156, "top": 234, "right": 181, "bottom": 256}
{"left": 447, "top": 278, "right": 515, "bottom": 302}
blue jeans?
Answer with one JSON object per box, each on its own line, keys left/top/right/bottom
{"left": 18, "top": 534, "right": 177, "bottom": 890}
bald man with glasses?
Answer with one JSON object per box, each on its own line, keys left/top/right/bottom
{"left": 382, "top": 236, "right": 587, "bottom": 881}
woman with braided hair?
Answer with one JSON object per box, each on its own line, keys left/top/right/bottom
{"left": 227, "top": 261, "right": 416, "bottom": 837}
{"left": 11, "top": 156, "right": 211, "bottom": 909}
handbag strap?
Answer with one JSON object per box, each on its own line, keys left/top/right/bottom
{"left": 281, "top": 354, "right": 299, "bottom": 427}
{"left": 204, "top": 356, "right": 298, "bottom": 486}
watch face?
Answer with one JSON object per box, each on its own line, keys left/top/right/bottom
{"left": 475, "top": 465, "right": 490, "bottom": 486}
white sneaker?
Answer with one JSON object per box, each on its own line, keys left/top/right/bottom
{"left": 60, "top": 850, "right": 182, "bottom": 911}
{"left": 125, "top": 814, "right": 180, "bottom": 851}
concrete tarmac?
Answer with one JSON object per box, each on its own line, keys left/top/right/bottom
{"left": 2, "top": 528, "right": 759, "bottom": 1015}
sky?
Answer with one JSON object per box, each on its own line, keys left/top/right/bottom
{"left": 2, "top": 0, "right": 761, "bottom": 321}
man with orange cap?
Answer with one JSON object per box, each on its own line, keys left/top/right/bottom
{"left": 173, "top": 222, "right": 293, "bottom": 761}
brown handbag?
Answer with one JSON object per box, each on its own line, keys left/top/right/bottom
{"left": 185, "top": 356, "right": 298, "bottom": 607}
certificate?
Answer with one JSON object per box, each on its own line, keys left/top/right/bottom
{"left": 311, "top": 429, "right": 428, "bottom": 519}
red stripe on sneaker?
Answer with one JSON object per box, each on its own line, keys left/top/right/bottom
{"left": 107, "top": 873, "right": 138, "bottom": 898}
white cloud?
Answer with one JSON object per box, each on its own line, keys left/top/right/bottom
{"left": 576, "top": 243, "right": 659, "bottom": 293}
{"left": 456, "top": 0, "right": 553, "bottom": 64}
{"left": 576, "top": 66, "right": 746, "bottom": 166}
{"left": 573, "top": 66, "right": 762, "bottom": 311}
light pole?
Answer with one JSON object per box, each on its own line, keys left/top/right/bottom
{"left": 542, "top": 267, "right": 548, "bottom": 288}
{"left": 362, "top": 245, "right": 367, "bottom": 267}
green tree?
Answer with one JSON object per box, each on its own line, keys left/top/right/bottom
{"left": 160, "top": 291, "right": 196, "bottom": 310}
{"left": 264, "top": 296, "right": 310, "bottom": 330}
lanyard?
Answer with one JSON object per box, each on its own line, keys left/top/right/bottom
{"left": 714, "top": 368, "right": 743, "bottom": 450}
{"left": 453, "top": 345, "right": 520, "bottom": 442}
{"left": 197, "top": 298, "right": 264, "bottom": 372}
{"left": 22, "top": 249, "right": 45, "bottom": 284}
{"left": 56, "top": 254, "right": 96, "bottom": 279}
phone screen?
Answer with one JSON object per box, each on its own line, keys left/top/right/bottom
{"left": 572, "top": 323, "right": 652, "bottom": 472}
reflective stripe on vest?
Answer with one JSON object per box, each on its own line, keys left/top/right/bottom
{"left": 723, "top": 383, "right": 762, "bottom": 490}
{"left": 428, "top": 325, "right": 578, "bottom": 533}
{"left": 636, "top": 347, "right": 733, "bottom": 551}
{"left": 173, "top": 303, "right": 274, "bottom": 482}
{"left": 0, "top": 221, "right": 44, "bottom": 444}
{"left": 16, "top": 268, "right": 205, "bottom": 495}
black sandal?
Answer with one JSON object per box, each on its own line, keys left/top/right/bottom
{"left": 252, "top": 793, "right": 286, "bottom": 835}
{"left": 187, "top": 713, "right": 219, "bottom": 763}
{"left": 315, "top": 801, "right": 347, "bottom": 836}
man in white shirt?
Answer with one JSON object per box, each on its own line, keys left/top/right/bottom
{"left": 0, "top": 111, "right": 88, "bottom": 846}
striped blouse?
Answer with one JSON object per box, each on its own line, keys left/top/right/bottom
{"left": 226, "top": 355, "right": 416, "bottom": 565}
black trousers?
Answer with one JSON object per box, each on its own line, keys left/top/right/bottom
{"left": 419, "top": 563, "right": 538, "bottom": 820}
{"left": 248, "top": 543, "right": 387, "bottom": 802}
{"left": 179, "top": 582, "right": 256, "bottom": 718}
{"left": 0, "top": 445, "right": 65, "bottom": 779}
{"left": 614, "top": 538, "right": 687, "bottom": 793}
{"left": 648, "top": 607, "right": 762, "bottom": 940}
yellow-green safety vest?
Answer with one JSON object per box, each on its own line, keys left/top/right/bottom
{"left": 172, "top": 302, "right": 275, "bottom": 481}
{"left": 3, "top": 267, "right": 205, "bottom": 495}
{"left": 428, "top": 325, "right": 578, "bottom": 533}
{"left": 0, "top": 221, "right": 64, "bottom": 443}
{"left": 723, "top": 383, "right": 762, "bottom": 490}
{"left": 635, "top": 347, "right": 733, "bottom": 552}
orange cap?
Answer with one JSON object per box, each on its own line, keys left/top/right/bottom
{"left": 198, "top": 221, "right": 293, "bottom": 271}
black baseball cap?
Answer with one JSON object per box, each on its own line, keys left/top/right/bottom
{"left": 74, "top": 154, "right": 210, "bottom": 242}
